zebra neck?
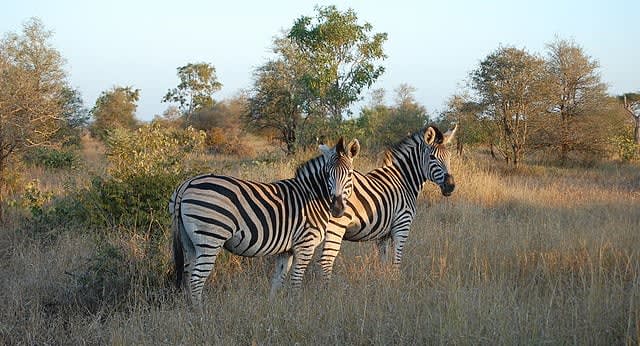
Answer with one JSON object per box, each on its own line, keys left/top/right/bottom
{"left": 294, "top": 155, "right": 330, "bottom": 202}
{"left": 386, "top": 146, "right": 427, "bottom": 198}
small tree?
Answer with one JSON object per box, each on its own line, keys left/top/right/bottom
{"left": 0, "top": 18, "right": 68, "bottom": 216}
{"left": 90, "top": 86, "right": 140, "bottom": 140}
{"left": 471, "top": 46, "right": 549, "bottom": 167}
{"left": 248, "top": 35, "right": 308, "bottom": 155}
{"left": 539, "top": 38, "right": 608, "bottom": 162}
{"left": 289, "top": 5, "right": 387, "bottom": 120}
{"left": 441, "top": 92, "right": 494, "bottom": 156}
{"left": 162, "top": 62, "right": 222, "bottom": 120}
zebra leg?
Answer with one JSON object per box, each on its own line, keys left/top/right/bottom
{"left": 290, "top": 231, "right": 323, "bottom": 289}
{"left": 376, "top": 237, "right": 391, "bottom": 264}
{"left": 187, "top": 226, "right": 226, "bottom": 306}
{"left": 390, "top": 227, "right": 410, "bottom": 267}
{"left": 318, "top": 221, "right": 348, "bottom": 281}
{"left": 270, "top": 252, "right": 293, "bottom": 297}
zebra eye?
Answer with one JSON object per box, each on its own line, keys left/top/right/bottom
{"left": 429, "top": 154, "right": 436, "bottom": 160}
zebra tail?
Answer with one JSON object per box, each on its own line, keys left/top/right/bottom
{"left": 172, "top": 207, "right": 184, "bottom": 289}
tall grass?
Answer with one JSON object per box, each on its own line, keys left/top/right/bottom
{"left": 0, "top": 150, "right": 638, "bottom": 344}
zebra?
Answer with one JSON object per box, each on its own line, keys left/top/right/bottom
{"left": 170, "top": 137, "right": 360, "bottom": 304}
{"left": 317, "top": 125, "right": 457, "bottom": 279}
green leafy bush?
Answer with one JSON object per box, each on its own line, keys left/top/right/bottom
{"left": 611, "top": 135, "right": 639, "bottom": 162}
{"left": 87, "top": 123, "right": 206, "bottom": 227}
{"left": 23, "top": 147, "right": 78, "bottom": 169}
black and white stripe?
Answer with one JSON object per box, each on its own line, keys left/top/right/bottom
{"left": 318, "top": 125, "right": 457, "bottom": 279}
{"left": 170, "top": 138, "right": 360, "bottom": 304}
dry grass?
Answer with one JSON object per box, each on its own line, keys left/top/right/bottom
{"left": 1, "top": 149, "right": 638, "bottom": 345}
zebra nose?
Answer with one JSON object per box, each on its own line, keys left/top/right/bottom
{"left": 330, "top": 196, "right": 345, "bottom": 218}
{"left": 442, "top": 174, "right": 455, "bottom": 196}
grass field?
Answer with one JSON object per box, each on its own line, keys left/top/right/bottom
{"left": 1, "top": 147, "right": 638, "bottom": 345}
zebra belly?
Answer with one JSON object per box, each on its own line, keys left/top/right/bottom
{"left": 343, "top": 220, "right": 391, "bottom": 241}
{"left": 223, "top": 229, "right": 292, "bottom": 257}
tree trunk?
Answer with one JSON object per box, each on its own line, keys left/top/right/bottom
{"left": 634, "top": 116, "right": 640, "bottom": 146}
{"left": 623, "top": 95, "right": 640, "bottom": 146}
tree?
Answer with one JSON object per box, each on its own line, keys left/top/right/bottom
{"left": 0, "top": 18, "right": 67, "bottom": 216}
{"left": 355, "top": 84, "right": 429, "bottom": 149}
{"left": 56, "top": 86, "right": 89, "bottom": 146}
{"left": 470, "top": 46, "right": 549, "bottom": 167}
{"left": 90, "top": 86, "right": 140, "bottom": 140}
{"left": 288, "top": 5, "right": 387, "bottom": 120}
{"left": 384, "top": 84, "right": 430, "bottom": 143}
{"left": 162, "top": 63, "right": 222, "bottom": 119}
{"left": 441, "top": 92, "right": 493, "bottom": 156}
{"left": 619, "top": 92, "right": 640, "bottom": 145}
{"left": 248, "top": 34, "right": 309, "bottom": 155}
{"left": 249, "top": 59, "right": 303, "bottom": 155}
{"left": 538, "top": 38, "right": 608, "bottom": 162}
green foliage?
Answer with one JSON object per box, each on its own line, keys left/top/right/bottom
{"left": 23, "top": 147, "right": 78, "bottom": 169}
{"left": 90, "top": 86, "right": 140, "bottom": 140}
{"left": 470, "top": 46, "right": 549, "bottom": 166}
{"left": 612, "top": 134, "right": 639, "bottom": 162}
{"left": 16, "top": 179, "right": 53, "bottom": 218}
{"left": 89, "top": 123, "right": 204, "bottom": 227}
{"left": 0, "top": 18, "right": 68, "bottom": 215}
{"left": 288, "top": 5, "right": 387, "bottom": 119}
{"left": 105, "top": 123, "right": 205, "bottom": 180}
{"left": 248, "top": 49, "right": 305, "bottom": 155}
{"left": 350, "top": 84, "right": 430, "bottom": 151}
{"left": 162, "top": 62, "right": 222, "bottom": 118}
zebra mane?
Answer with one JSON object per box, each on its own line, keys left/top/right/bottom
{"left": 294, "top": 154, "right": 325, "bottom": 180}
{"left": 382, "top": 126, "right": 443, "bottom": 166}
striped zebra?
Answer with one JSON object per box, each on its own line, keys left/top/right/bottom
{"left": 170, "top": 138, "right": 360, "bottom": 304}
{"left": 318, "top": 125, "right": 457, "bottom": 279}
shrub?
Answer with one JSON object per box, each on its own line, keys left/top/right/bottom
{"left": 611, "top": 135, "right": 639, "bottom": 162}
{"left": 86, "top": 123, "right": 206, "bottom": 227}
{"left": 105, "top": 123, "right": 206, "bottom": 179}
{"left": 23, "top": 147, "right": 78, "bottom": 169}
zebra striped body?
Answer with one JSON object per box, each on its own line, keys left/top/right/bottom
{"left": 318, "top": 125, "right": 457, "bottom": 279}
{"left": 170, "top": 138, "right": 359, "bottom": 304}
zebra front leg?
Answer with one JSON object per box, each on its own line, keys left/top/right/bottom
{"left": 318, "top": 221, "right": 348, "bottom": 282}
{"left": 270, "top": 252, "right": 293, "bottom": 298}
{"left": 290, "top": 233, "right": 324, "bottom": 289}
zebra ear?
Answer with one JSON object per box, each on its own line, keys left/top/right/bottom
{"left": 319, "top": 144, "right": 333, "bottom": 158}
{"left": 424, "top": 127, "right": 437, "bottom": 145}
{"left": 346, "top": 139, "right": 360, "bottom": 158}
{"left": 335, "top": 137, "right": 346, "bottom": 155}
{"left": 442, "top": 124, "right": 458, "bottom": 145}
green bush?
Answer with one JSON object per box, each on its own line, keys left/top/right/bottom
{"left": 23, "top": 147, "right": 78, "bottom": 169}
{"left": 611, "top": 134, "right": 639, "bottom": 162}
{"left": 89, "top": 123, "right": 206, "bottom": 228}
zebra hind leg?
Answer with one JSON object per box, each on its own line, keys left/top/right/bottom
{"left": 270, "top": 252, "right": 293, "bottom": 298}
{"left": 189, "top": 240, "right": 224, "bottom": 306}
{"left": 376, "top": 237, "right": 391, "bottom": 264}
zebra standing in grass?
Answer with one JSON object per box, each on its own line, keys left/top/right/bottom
{"left": 318, "top": 125, "right": 457, "bottom": 279}
{"left": 170, "top": 138, "right": 360, "bottom": 304}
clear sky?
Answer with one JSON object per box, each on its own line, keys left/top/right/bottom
{"left": 2, "top": 0, "right": 638, "bottom": 121}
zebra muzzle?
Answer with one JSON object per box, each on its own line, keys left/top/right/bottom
{"left": 330, "top": 196, "right": 345, "bottom": 218}
{"left": 441, "top": 174, "right": 455, "bottom": 196}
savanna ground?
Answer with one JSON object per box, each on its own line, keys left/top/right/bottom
{"left": 1, "top": 136, "right": 639, "bottom": 345}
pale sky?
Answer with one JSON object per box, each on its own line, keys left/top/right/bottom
{"left": 2, "top": 0, "right": 638, "bottom": 121}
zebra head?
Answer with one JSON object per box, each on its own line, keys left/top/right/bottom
{"left": 320, "top": 137, "right": 360, "bottom": 218}
{"left": 422, "top": 124, "right": 457, "bottom": 196}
